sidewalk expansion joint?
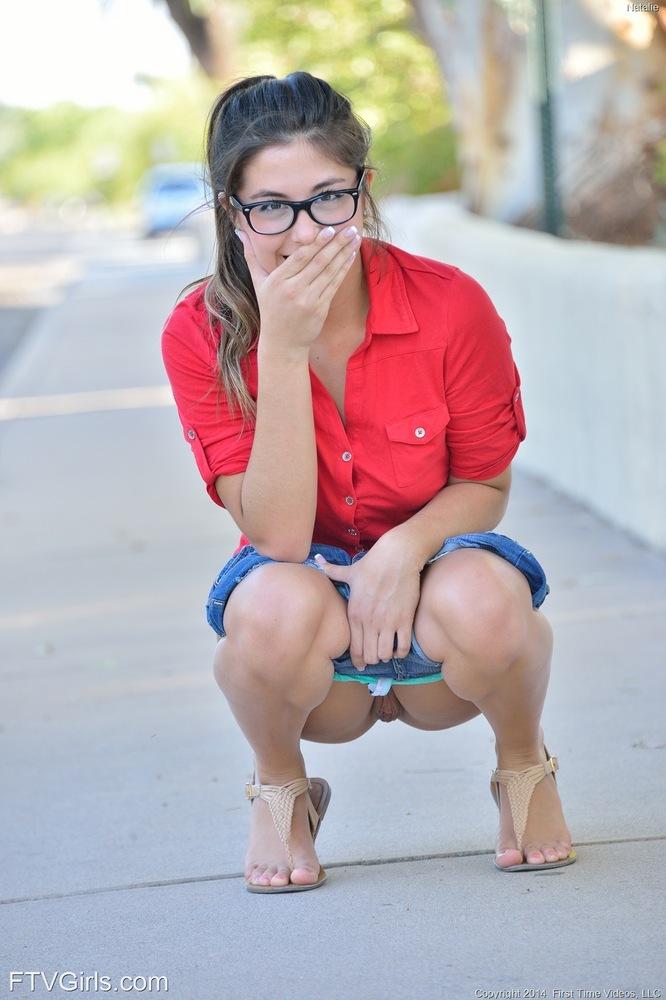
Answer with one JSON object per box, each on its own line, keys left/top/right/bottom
{"left": 2, "top": 834, "right": 665, "bottom": 906}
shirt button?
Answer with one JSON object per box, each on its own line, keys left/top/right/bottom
{"left": 414, "top": 426, "right": 426, "bottom": 439}
{"left": 342, "top": 451, "right": 352, "bottom": 462}
{"left": 187, "top": 429, "right": 196, "bottom": 440}
{"left": 347, "top": 528, "right": 358, "bottom": 535}
{"left": 345, "top": 496, "right": 355, "bottom": 505}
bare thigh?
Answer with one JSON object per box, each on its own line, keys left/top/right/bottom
{"left": 301, "top": 678, "right": 378, "bottom": 743}
{"left": 391, "top": 548, "right": 525, "bottom": 730}
{"left": 221, "top": 562, "right": 379, "bottom": 744}
{"left": 391, "top": 678, "right": 481, "bottom": 731}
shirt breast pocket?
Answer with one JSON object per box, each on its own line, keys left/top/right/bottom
{"left": 385, "top": 403, "right": 450, "bottom": 488}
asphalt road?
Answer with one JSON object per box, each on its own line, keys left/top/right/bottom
{"left": 0, "top": 207, "right": 214, "bottom": 376}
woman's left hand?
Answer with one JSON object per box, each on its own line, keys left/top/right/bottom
{"left": 313, "top": 537, "right": 422, "bottom": 670}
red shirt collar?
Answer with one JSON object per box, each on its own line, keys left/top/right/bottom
{"left": 362, "top": 238, "right": 418, "bottom": 335}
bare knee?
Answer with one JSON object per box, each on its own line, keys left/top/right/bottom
{"left": 218, "top": 563, "right": 350, "bottom": 679}
{"left": 430, "top": 553, "right": 531, "bottom": 669}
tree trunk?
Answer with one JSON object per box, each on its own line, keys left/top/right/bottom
{"left": 162, "top": 0, "right": 229, "bottom": 81}
{"left": 410, "top": 0, "right": 666, "bottom": 243}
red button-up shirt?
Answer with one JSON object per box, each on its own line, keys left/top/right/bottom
{"left": 161, "top": 238, "right": 526, "bottom": 557}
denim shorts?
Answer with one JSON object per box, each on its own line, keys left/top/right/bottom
{"left": 205, "top": 531, "right": 549, "bottom": 697}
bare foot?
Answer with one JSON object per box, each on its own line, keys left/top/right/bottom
{"left": 494, "top": 732, "right": 574, "bottom": 869}
{"left": 244, "top": 775, "right": 322, "bottom": 888}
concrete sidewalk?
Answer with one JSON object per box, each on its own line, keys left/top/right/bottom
{"left": 1, "top": 235, "right": 664, "bottom": 999}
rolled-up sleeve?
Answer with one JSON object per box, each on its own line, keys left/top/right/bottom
{"left": 444, "top": 269, "right": 526, "bottom": 481}
{"left": 161, "top": 294, "right": 254, "bottom": 507}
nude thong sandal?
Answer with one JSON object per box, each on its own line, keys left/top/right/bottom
{"left": 490, "top": 745, "right": 577, "bottom": 872}
{"left": 244, "top": 771, "right": 330, "bottom": 893}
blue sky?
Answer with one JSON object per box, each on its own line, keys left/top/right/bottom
{"left": 0, "top": 0, "right": 192, "bottom": 109}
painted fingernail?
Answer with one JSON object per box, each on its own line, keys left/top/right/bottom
{"left": 344, "top": 225, "right": 358, "bottom": 237}
{"left": 321, "top": 226, "right": 335, "bottom": 239}
{"left": 313, "top": 554, "right": 325, "bottom": 564}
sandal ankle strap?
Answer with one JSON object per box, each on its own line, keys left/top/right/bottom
{"left": 245, "top": 776, "right": 311, "bottom": 798}
{"left": 490, "top": 754, "right": 559, "bottom": 853}
{"left": 245, "top": 776, "right": 312, "bottom": 870}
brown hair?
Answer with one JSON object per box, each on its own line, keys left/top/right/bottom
{"left": 182, "top": 71, "right": 390, "bottom": 426}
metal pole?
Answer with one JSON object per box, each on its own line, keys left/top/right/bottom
{"left": 534, "top": 0, "right": 563, "bottom": 236}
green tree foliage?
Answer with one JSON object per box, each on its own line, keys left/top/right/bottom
{"left": 0, "top": 103, "right": 138, "bottom": 204}
{"left": 0, "top": 0, "right": 457, "bottom": 206}
{"left": 235, "top": 0, "right": 458, "bottom": 195}
{"left": 0, "top": 76, "right": 218, "bottom": 205}
{"left": 656, "top": 140, "right": 666, "bottom": 186}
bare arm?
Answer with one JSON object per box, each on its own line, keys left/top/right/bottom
{"left": 372, "top": 466, "right": 512, "bottom": 571}
{"left": 238, "top": 343, "right": 317, "bottom": 561}
{"left": 215, "top": 222, "right": 360, "bottom": 561}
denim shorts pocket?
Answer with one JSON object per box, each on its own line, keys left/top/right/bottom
{"left": 513, "top": 547, "right": 550, "bottom": 609}
{"left": 205, "top": 546, "right": 262, "bottom": 637}
{"left": 210, "top": 546, "right": 249, "bottom": 589}
{"left": 385, "top": 402, "right": 450, "bottom": 487}
{"left": 206, "top": 599, "right": 225, "bottom": 636}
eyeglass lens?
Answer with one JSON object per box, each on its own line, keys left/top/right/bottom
{"left": 249, "top": 192, "right": 356, "bottom": 234}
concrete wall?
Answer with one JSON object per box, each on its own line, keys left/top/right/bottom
{"left": 380, "top": 193, "right": 666, "bottom": 552}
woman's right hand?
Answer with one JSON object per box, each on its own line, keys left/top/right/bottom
{"left": 236, "top": 224, "right": 362, "bottom": 353}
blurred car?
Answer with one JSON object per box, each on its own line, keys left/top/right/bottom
{"left": 138, "top": 163, "right": 209, "bottom": 238}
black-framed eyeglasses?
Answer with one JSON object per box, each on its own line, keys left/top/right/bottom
{"left": 225, "top": 168, "right": 366, "bottom": 235}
